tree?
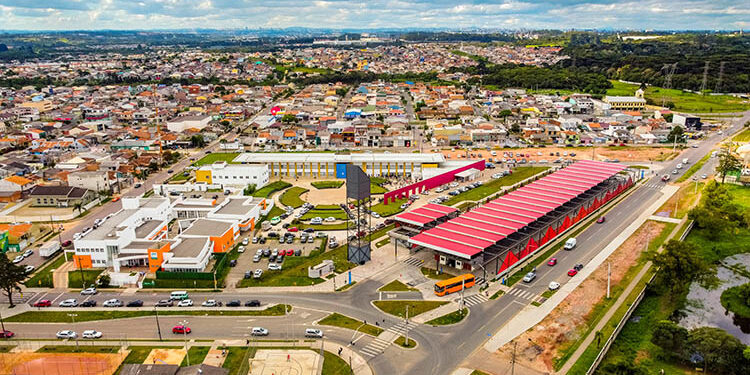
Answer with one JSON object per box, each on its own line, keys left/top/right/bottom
{"left": 716, "top": 143, "right": 742, "bottom": 183}
{"left": 689, "top": 181, "right": 748, "bottom": 238}
{"left": 243, "top": 184, "right": 256, "bottom": 196}
{"left": 190, "top": 134, "right": 205, "bottom": 148}
{"left": 651, "top": 320, "right": 689, "bottom": 356}
{"left": 667, "top": 125, "right": 685, "bottom": 143}
{"left": 687, "top": 327, "right": 747, "bottom": 375}
{"left": 97, "top": 274, "right": 111, "bottom": 288}
{"left": 73, "top": 202, "right": 83, "bottom": 215}
{"left": 281, "top": 114, "right": 297, "bottom": 124}
{"left": 0, "top": 255, "right": 27, "bottom": 307}
{"left": 510, "top": 123, "right": 521, "bottom": 134}
{"left": 649, "top": 240, "right": 712, "bottom": 295}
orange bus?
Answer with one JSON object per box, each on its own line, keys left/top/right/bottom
{"left": 434, "top": 274, "right": 475, "bottom": 296}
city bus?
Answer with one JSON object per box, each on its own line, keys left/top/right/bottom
{"left": 434, "top": 274, "right": 475, "bottom": 296}
{"left": 170, "top": 291, "right": 189, "bottom": 300}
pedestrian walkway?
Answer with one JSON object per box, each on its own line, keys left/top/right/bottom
{"left": 403, "top": 257, "right": 424, "bottom": 267}
{"left": 505, "top": 288, "right": 536, "bottom": 301}
{"left": 461, "top": 293, "right": 489, "bottom": 307}
{"left": 649, "top": 215, "right": 682, "bottom": 224}
{"left": 360, "top": 337, "right": 391, "bottom": 358}
{"left": 359, "top": 320, "right": 417, "bottom": 358}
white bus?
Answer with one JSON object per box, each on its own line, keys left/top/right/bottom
{"left": 170, "top": 291, "right": 189, "bottom": 300}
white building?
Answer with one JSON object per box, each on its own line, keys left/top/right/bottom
{"left": 195, "top": 162, "right": 270, "bottom": 189}
{"left": 166, "top": 114, "right": 212, "bottom": 133}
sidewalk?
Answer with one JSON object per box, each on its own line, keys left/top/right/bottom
{"left": 483, "top": 184, "right": 679, "bottom": 352}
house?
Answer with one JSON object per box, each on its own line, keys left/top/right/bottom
{"left": 0, "top": 176, "right": 35, "bottom": 202}
{"left": 67, "top": 170, "right": 115, "bottom": 193}
{"left": 29, "top": 185, "right": 95, "bottom": 207}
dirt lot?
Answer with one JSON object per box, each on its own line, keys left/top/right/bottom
{"left": 0, "top": 352, "right": 125, "bottom": 375}
{"left": 473, "top": 221, "right": 667, "bottom": 374}
{"left": 442, "top": 146, "right": 678, "bottom": 163}
{"left": 143, "top": 348, "right": 186, "bottom": 365}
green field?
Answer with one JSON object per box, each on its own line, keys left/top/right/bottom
{"left": 733, "top": 128, "right": 750, "bottom": 142}
{"left": 300, "top": 209, "right": 348, "bottom": 221}
{"left": 238, "top": 244, "right": 353, "bottom": 287}
{"left": 181, "top": 346, "right": 211, "bottom": 366}
{"left": 373, "top": 300, "right": 448, "bottom": 318}
{"left": 421, "top": 267, "right": 456, "bottom": 280}
{"left": 322, "top": 350, "right": 352, "bottom": 375}
{"left": 442, "top": 167, "right": 549, "bottom": 206}
{"left": 425, "top": 308, "right": 468, "bottom": 326}
{"left": 67, "top": 269, "right": 103, "bottom": 289}
{"left": 24, "top": 253, "right": 66, "bottom": 288}
{"left": 310, "top": 180, "right": 344, "bottom": 189}
{"left": 318, "top": 313, "right": 384, "bottom": 336}
{"left": 252, "top": 181, "right": 292, "bottom": 198}
{"left": 193, "top": 152, "right": 241, "bottom": 166}
{"left": 607, "top": 80, "right": 750, "bottom": 113}
{"left": 5, "top": 304, "right": 289, "bottom": 322}
{"left": 37, "top": 345, "right": 121, "bottom": 354}
{"left": 370, "top": 197, "right": 408, "bottom": 217}
{"left": 378, "top": 280, "right": 417, "bottom": 292}
{"left": 280, "top": 187, "right": 309, "bottom": 208}
{"left": 0, "top": 346, "right": 14, "bottom": 353}
{"left": 370, "top": 182, "right": 388, "bottom": 194}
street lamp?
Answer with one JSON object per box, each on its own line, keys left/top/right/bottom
{"left": 179, "top": 319, "right": 190, "bottom": 366}
{"left": 154, "top": 307, "right": 163, "bottom": 341}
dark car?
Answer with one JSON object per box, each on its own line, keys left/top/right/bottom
{"left": 62, "top": 240, "right": 72, "bottom": 247}
{"left": 127, "top": 300, "right": 144, "bottom": 307}
{"left": 226, "top": 300, "right": 241, "bottom": 307}
{"left": 259, "top": 237, "right": 266, "bottom": 244}
{"left": 295, "top": 249, "right": 302, "bottom": 256}
{"left": 81, "top": 300, "right": 97, "bottom": 307}
{"left": 268, "top": 232, "right": 279, "bottom": 238}
{"left": 269, "top": 255, "right": 276, "bottom": 262}
{"left": 0, "top": 330, "right": 14, "bottom": 339}
{"left": 282, "top": 223, "right": 290, "bottom": 229}
{"left": 229, "top": 259, "right": 237, "bottom": 267}
{"left": 263, "top": 248, "right": 271, "bottom": 257}
{"left": 244, "top": 270, "right": 253, "bottom": 279}
{"left": 303, "top": 228, "right": 315, "bottom": 233}
{"left": 156, "top": 299, "right": 174, "bottom": 307}
{"left": 245, "top": 300, "right": 261, "bottom": 307}
{"left": 574, "top": 263, "right": 584, "bottom": 271}
{"left": 276, "top": 255, "right": 284, "bottom": 263}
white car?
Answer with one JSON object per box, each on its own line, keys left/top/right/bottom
{"left": 548, "top": 281, "right": 561, "bottom": 291}
{"left": 12, "top": 255, "right": 24, "bottom": 264}
{"left": 23, "top": 249, "right": 34, "bottom": 257}
{"left": 371, "top": 212, "right": 380, "bottom": 218}
{"left": 491, "top": 173, "right": 502, "bottom": 179}
{"left": 310, "top": 217, "right": 323, "bottom": 225}
{"left": 80, "top": 287, "right": 98, "bottom": 295}
{"left": 251, "top": 327, "right": 269, "bottom": 336}
{"left": 449, "top": 182, "right": 459, "bottom": 188}
{"left": 24, "top": 265, "right": 35, "bottom": 273}
{"left": 325, "top": 217, "right": 336, "bottom": 222}
{"left": 59, "top": 299, "right": 78, "bottom": 307}
{"left": 242, "top": 238, "right": 249, "bottom": 246}
{"left": 56, "top": 330, "right": 77, "bottom": 339}
{"left": 305, "top": 328, "right": 323, "bottom": 338}
{"left": 268, "top": 263, "right": 282, "bottom": 271}
{"left": 238, "top": 246, "right": 245, "bottom": 253}
{"left": 178, "top": 299, "right": 194, "bottom": 307}
{"left": 522, "top": 272, "right": 536, "bottom": 283}
{"left": 103, "top": 299, "right": 123, "bottom": 307}
{"left": 82, "top": 330, "right": 102, "bottom": 339}
{"left": 202, "top": 300, "right": 219, "bottom": 307}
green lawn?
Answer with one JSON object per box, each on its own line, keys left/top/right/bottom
{"left": 311, "top": 180, "right": 344, "bottom": 189}
{"left": 370, "top": 182, "right": 387, "bottom": 194}
{"left": 442, "top": 167, "right": 549, "bottom": 206}
{"left": 279, "top": 187, "right": 309, "bottom": 208}
{"left": 37, "top": 345, "right": 120, "bottom": 354}
{"left": 607, "top": 80, "right": 750, "bottom": 113}
{"left": 297, "top": 222, "right": 351, "bottom": 231}
{"left": 67, "top": 269, "right": 103, "bottom": 289}
{"left": 252, "top": 181, "right": 292, "bottom": 198}
{"left": 394, "top": 336, "right": 416, "bottom": 348}
{"left": 300, "top": 209, "right": 348, "bottom": 221}
{"left": 181, "top": 346, "right": 211, "bottom": 366}
{"left": 322, "top": 350, "right": 352, "bottom": 375}
{"left": 24, "top": 253, "right": 66, "bottom": 288}
{"left": 420, "top": 267, "right": 456, "bottom": 280}
{"left": 193, "top": 152, "right": 241, "bottom": 166}
{"left": 318, "top": 313, "right": 384, "bottom": 336}
{"left": 733, "top": 128, "right": 750, "bottom": 142}
{"left": 378, "top": 280, "right": 417, "bottom": 292}
{"left": 122, "top": 346, "right": 169, "bottom": 365}
{"left": 370, "top": 197, "right": 408, "bottom": 217}
{"left": 314, "top": 204, "right": 341, "bottom": 210}
{"left": 222, "top": 346, "right": 251, "bottom": 375}
{"left": 5, "top": 304, "right": 289, "bottom": 323}
{"left": 373, "top": 300, "right": 448, "bottom": 318}
{"left": 168, "top": 172, "right": 191, "bottom": 182}
{"left": 425, "top": 308, "right": 468, "bottom": 326}
{"left": 238, "top": 244, "right": 353, "bottom": 287}
{"left": 470, "top": 370, "right": 491, "bottom": 375}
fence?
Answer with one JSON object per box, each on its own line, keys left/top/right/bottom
{"left": 383, "top": 160, "right": 486, "bottom": 205}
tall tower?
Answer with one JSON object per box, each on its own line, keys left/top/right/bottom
{"left": 714, "top": 61, "right": 725, "bottom": 93}
{"left": 345, "top": 165, "right": 372, "bottom": 265}
{"left": 699, "top": 61, "right": 709, "bottom": 93}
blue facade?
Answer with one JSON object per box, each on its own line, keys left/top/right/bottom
{"left": 336, "top": 163, "right": 348, "bottom": 179}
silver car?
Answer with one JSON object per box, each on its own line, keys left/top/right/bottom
{"left": 59, "top": 299, "right": 78, "bottom": 307}
{"left": 56, "top": 330, "right": 77, "bottom": 339}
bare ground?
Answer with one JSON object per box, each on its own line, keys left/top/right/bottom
{"left": 443, "top": 146, "right": 678, "bottom": 163}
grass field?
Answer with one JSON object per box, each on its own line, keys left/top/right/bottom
{"left": 470, "top": 371, "right": 490, "bottom": 375}
{"left": 300, "top": 209, "right": 348, "bottom": 221}
{"left": 310, "top": 180, "right": 344, "bottom": 189}
{"left": 279, "top": 187, "right": 309, "bottom": 208}
{"left": 67, "top": 269, "right": 103, "bottom": 289}
{"left": 37, "top": 346, "right": 120, "bottom": 354}
{"left": 322, "top": 350, "right": 351, "bottom": 375}
{"left": 370, "top": 182, "right": 387, "bottom": 194}
{"left": 4, "top": 304, "right": 289, "bottom": 322}
{"left": 370, "top": 197, "right": 408, "bottom": 217}
{"left": 181, "top": 346, "right": 210, "bottom": 366}
{"left": 122, "top": 346, "right": 169, "bottom": 365}
{"left": 297, "top": 222, "right": 351, "bottom": 231}
{"left": 193, "top": 152, "right": 241, "bottom": 166}
{"left": 733, "top": 128, "right": 750, "bottom": 142}
{"left": 222, "top": 346, "right": 251, "bottom": 375}
{"left": 238, "top": 244, "right": 353, "bottom": 287}
{"left": 0, "top": 346, "right": 14, "bottom": 353}
{"left": 318, "top": 313, "right": 384, "bottom": 336}
{"left": 442, "top": 167, "right": 549, "bottom": 206}
{"left": 373, "top": 300, "right": 448, "bottom": 318}
{"left": 378, "top": 280, "right": 417, "bottom": 292}
{"left": 607, "top": 80, "right": 750, "bottom": 113}
{"left": 24, "top": 253, "right": 66, "bottom": 288}
{"left": 425, "top": 308, "right": 468, "bottom": 326}
{"left": 252, "top": 181, "right": 292, "bottom": 198}
{"left": 420, "top": 267, "right": 456, "bottom": 280}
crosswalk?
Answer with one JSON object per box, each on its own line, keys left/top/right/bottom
{"left": 506, "top": 288, "right": 537, "bottom": 300}
{"left": 9, "top": 292, "right": 36, "bottom": 305}
{"left": 459, "top": 293, "right": 489, "bottom": 307}
{"left": 643, "top": 181, "right": 665, "bottom": 189}
{"left": 360, "top": 321, "right": 418, "bottom": 358}
{"left": 403, "top": 257, "right": 424, "bottom": 267}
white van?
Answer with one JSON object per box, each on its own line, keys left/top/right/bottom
{"left": 564, "top": 238, "right": 577, "bottom": 250}
{"left": 170, "top": 291, "right": 189, "bottom": 300}
{"left": 305, "top": 328, "right": 323, "bottom": 338}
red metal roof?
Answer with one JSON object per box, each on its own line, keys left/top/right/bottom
{"left": 394, "top": 204, "right": 456, "bottom": 227}
{"left": 408, "top": 160, "right": 625, "bottom": 259}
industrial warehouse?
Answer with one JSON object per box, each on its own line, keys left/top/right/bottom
{"left": 395, "top": 160, "right": 635, "bottom": 281}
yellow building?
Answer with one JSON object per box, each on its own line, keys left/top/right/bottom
{"left": 603, "top": 96, "right": 647, "bottom": 111}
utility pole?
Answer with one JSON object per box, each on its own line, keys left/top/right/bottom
{"left": 405, "top": 305, "right": 409, "bottom": 348}
{"left": 510, "top": 340, "right": 518, "bottom": 375}
{"left": 154, "top": 307, "right": 163, "bottom": 341}
{"left": 180, "top": 319, "right": 190, "bottom": 366}
{"left": 460, "top": 276, "right": 465, "bottom": 313}
{"left": 714, "top": 61, "right": 725, "bottom": 93}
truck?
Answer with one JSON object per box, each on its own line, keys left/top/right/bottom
{"left": 39, "top": 240, "right": 61, "bottom": 257}
{"left": 682, "top": 158, "right": 689, "bottom": 164}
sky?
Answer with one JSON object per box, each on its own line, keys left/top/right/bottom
{"left": 0, "top": 0, "right": 747, "bottom": 31}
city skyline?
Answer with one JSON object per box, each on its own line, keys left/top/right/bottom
{"left": 0, "top": 0, "right": 748, "bottom": 31}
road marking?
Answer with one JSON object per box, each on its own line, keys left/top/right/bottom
{"left": 50, "top": 292, "right": 65, "bottom": 304}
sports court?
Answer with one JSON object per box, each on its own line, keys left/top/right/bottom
{"left": 0, "top": 352, "right": 125, "bottom": 375}
{"left": 249, "top": 349, "right": 322, "bottom": 375}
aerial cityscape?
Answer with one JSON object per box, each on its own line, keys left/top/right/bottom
{"left": 0, "top": 1, "right": 749, "bottom": 375}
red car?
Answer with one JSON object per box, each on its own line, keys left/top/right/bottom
{"left": 172, "top": 325, "right": 191, "bottom": 334}
{"left": 567, "top": 269, "right": 578, "bottom": 277}
{"left": 285, "top": 249, "right": 295, "bottom": 256}
{"left": 287, "top": 227, "right": 299, "bottom": 233}
{"left": 596, "top": 216, "right": 606, "bottom": 224}
{"left": 0, "top": 330, "right": 14, "bottom": 339}
{"left": 547, "top": 258, "right": 557, "bottom": 266}
{"left": 33, "top": 299, "right": 51, "bottom": 307}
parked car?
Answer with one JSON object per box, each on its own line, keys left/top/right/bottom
{"left": 245, "top": 300, "right": 261, "bottom": 307}
{"left": 155, "top": 299, "right": 174, "bottom": 307}
{"left": 226, "top": 300, "right": 241, "bottom": 307}
{"left": 547, "top": 258, "right": 557, "bottom": 266}
{"left": 23, "top": 265, "right": 35, "bottom": 273}
{"left": 172, "top": 325, "right": 191, "bottom": 334}
{"left": 103, "top": 299, "right": 123, "bottom": 307}
{"left": 82, "top": 330, "right": 102, "bottom": 339}
{"left": 201, "top": 300, "right": 220, "bottom": 307}
{"left": 253, "top": 254, "right": 261, "bottom": 262}
{"left": 253, "top": 269, "right": 263, "bottom": 279}
{"left": 268, "top": 263, "right": 282, "bottom": 271}
{"left": 251, "top": 327, "right": 269, "bottom": 336}
{"left": 81, "top": 300, "right": 97, "bottom": 307}
{"left": 305, "top": 328, "right": 323, "bottom": 338}
{"left": 548, "top": 281, "right": 561, "bottom": 291}
{"left": 23, "top": 249, "right": 33, "bottom": 257}
{"left": 177, "top": 299, "right": 194, "bottom": 307}
{"left": 80, "top": 287, "right": 98, "bottom": 295}
{"left": 242, "top": 238, "right": 249, "bottom": 246}
{"left": 126, "top": 300, "right": 143, "bottom": 307}
{"left": 229, "top": 259, "right": 237, "bottom": 267}
{"left": 34, "top": 299, "right": 52, "bottom": 307}
{"left": 59, "top": 299, "right": 78, "bottom": 307}
{"left": 56, "top": 330, "right": 77, "bottom": 339}
{"left": 12, "top": 255, "right": 24, "bottom": 264}
{"left": 0, "top": 330, "right": 14, "bottom": 339}
{"left": 522, "top": 272, "right": 536, "bottom": 283}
